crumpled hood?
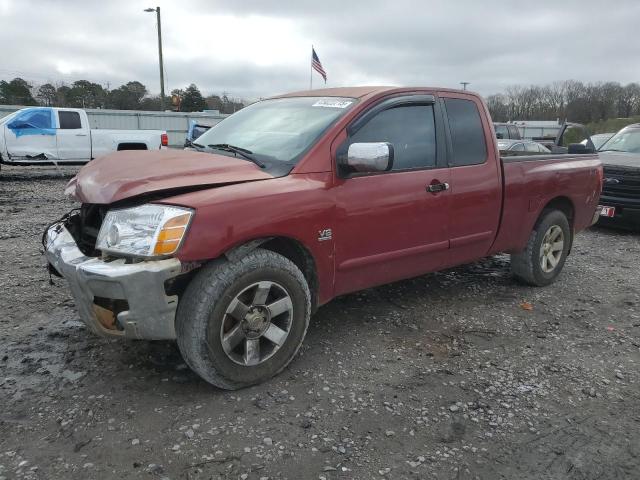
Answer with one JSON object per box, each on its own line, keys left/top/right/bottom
{"left": 67, "top": 149, "right": 274, "bottom": 204}
{"left": 598, "top": 151, "right": 640, "bottom": 170}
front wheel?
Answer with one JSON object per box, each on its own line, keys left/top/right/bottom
{"left": 175, "top": 249, "right": 311, "bottom": 390}
{"left": 511, "top": 209, "right": 572, "bottom": 286}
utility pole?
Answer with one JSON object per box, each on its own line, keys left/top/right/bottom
{"left": 460, "top": 82, "right": 470, "bottom": 91}
{"left": 145, "top": 7, "right": 165, "bottom": 110}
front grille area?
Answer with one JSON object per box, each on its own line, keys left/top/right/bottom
{"left": 602, "top": 166, "right": 640, "bottom": 204}
{"left": 65, "top": 204, "right": 108, "bottom": 256}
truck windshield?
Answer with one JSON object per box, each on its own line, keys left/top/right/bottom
{"left": 0, "top": 110, "right": 18, "bottom": 125}
{"left": 195, "top": 96, "right": 356, "bottom": 163}
{"left": 599, "top": 128, "right": 640, "bottom": 153}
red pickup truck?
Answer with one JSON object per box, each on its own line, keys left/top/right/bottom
{"left": 45, "top": 87, "right": 602, "bottom": 389}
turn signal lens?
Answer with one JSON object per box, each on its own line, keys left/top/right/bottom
{"left": 153, "top": 213, "right": 191, "bottom": 255}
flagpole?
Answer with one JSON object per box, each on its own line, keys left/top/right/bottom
{"left": 310, "top": 45, "right": 313, "bottom": 90}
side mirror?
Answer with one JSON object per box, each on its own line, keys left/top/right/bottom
{"left": 346, "top": 142, "right": 394, "bottom": 173}
{"left": 8, "top": 121, "right": 28, "bottom": 129}
{"left": 568, "top": 143, "right": 594, "bottom": 154}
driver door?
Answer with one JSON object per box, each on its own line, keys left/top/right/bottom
{"left": 332, "top": 95, "right": 451, "bottom": 296}
{"left": 4, "top": 108, "right": 58, "bottom": 161}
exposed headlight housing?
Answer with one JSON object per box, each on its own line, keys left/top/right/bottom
{"left": 96, "top": 204, "right": 193, "bottom": 258}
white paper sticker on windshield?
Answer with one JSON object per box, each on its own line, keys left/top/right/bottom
{"left": 312, "top": 98, "right": 353, "bottom": 108}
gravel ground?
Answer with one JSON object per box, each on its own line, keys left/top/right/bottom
{"left": 1, "top": 165, "right": 639, "bottom": 480}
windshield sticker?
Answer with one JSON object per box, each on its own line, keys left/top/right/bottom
{"left": 312, "top": 99, "right": 353, "bottom": 109}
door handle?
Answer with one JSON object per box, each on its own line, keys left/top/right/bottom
{"left": 426, "top": 182, "right": 450, "bottom": 193}
{"left": 75, "top": 134, "right": 88, "bottom": 137}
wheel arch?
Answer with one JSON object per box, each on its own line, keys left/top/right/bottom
{"left": 117, "top": 142, "right": 148, "bottom": 151}
{"left": 224, "top": 236, "right": 320, "bottom": 313}
{"left": 541, "top": 196, "right": 575, "bottom": 228}
{"left": 537, "top": 196, "right": 575, "bottom": 253}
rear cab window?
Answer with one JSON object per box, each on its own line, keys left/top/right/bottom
{"left": 444, "top": 98, "right": 487, "bottom": 166}
{"left": 58, "top": 111, "right": 82, "bottom": 129}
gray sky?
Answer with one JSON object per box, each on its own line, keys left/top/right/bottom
{"left": 1, "top": 0, "right": 639, "bottom": 100}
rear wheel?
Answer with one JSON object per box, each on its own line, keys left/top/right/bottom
{"left": 511, "top": 209, "right": 572, "bottom": 286}
{"left": 176, "top": 249, "right": 311, "bottom": 389}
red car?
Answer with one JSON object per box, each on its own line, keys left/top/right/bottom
{"left": 45, "top": 87, "right": 603, "bottom": 389}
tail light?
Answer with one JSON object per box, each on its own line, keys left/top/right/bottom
{"left": 161, "top": 133, "right": 168, "bottom": 147}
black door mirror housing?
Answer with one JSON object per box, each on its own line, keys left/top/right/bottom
{"left": 568, "top": 143, "right": 594, "bottom": 154}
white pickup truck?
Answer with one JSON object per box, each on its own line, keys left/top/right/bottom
{"left": 0, "top": 107, "right": 167, "bottom": 168}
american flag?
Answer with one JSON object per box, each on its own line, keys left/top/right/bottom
{"left": 312, "top": 47, "right": 327, "bottom": 83}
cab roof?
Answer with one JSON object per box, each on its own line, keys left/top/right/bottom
{"left": 271, "top": 86, "right": 476, "bottom": 100}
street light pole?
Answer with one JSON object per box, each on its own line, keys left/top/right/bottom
{"left": 145, "top": 7, "right": 165, "bottom": 110}
{"left": 460, "top": 82, "right": 470, "bottom": 91}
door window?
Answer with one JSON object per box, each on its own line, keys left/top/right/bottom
{"left": 511, "top": 143, "right": 525, "bottom": 151}
{"left": 494, "top": 125, "right": 508, "bottom": 139}
{"left": 58, "top": 111, "right": 82, "bottom": 129}
{"left": 347, "top": 105, "right": 436, "bottom": 170}
{"left": 444, "top": 98, "right": 487, "bottom": 166}
{"left": 8, "top": 108, "right": 54, "bottom": 130}
{"left": 525, "top": 142, "right": 540, "bottom": 153}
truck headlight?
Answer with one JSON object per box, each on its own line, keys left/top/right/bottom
{"left": 96, "top": 204, "right": 193, "bottom": 258}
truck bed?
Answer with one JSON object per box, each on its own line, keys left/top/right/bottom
{"left": 490, "top": 153, "right": 601, "bottom": 255}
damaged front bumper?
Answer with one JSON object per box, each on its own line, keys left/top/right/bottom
{"left": 44, "top": 223, "right": 182, "bottom": 340}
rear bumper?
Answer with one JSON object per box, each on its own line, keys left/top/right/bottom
{"left": 45, "top": 224, "right": 182, "bottom": 339}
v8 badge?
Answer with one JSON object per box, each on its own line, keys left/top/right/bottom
{"left": 318, "top": 228, "right": 332, "bottom": 242}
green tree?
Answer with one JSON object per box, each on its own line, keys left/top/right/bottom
{"left": 139, "top": 95, "right": 162, "bottom": 111}
{"left": 180, "top": 84, "right": 206, "bottom": 112}
{"left": 108, "top": 81, "right": 148, "bottom": 110}
{"left": 205, "top": 94, "right": 223, "bottom": 112}
{"left": 205, "top": 94, "right": 245, "bottom": 114}
{"left": 0, "top": 77, "right": 37, "bottom": 105}
{"left": 36, "top": 83, "right": 57, "bottom": 106}
{"left": 55, "top": 84, "right": 71, "bottom": 107}
{"left": 66, "top": 80, "right": 106, "bottom": 109}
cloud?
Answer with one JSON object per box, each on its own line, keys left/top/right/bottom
{"left": 1, "top": 0, "right": 639, "bottom": 101}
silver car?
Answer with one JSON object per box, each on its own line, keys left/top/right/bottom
{"left": 497, "top": 139, "right": 551, "bottom": 154}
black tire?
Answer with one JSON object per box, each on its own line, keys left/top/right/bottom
{"left": 176, "top": 249, "right": 311, "bottom": 390}
{"left": 511, "top": 209, "right": 572, "bottom": 286}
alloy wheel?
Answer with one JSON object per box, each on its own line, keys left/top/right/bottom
{"left": 220, "top": 281, "right": 293, "bottom": 366}
{"left": 539, "top": 225, "right": 564, "bottom": 273}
